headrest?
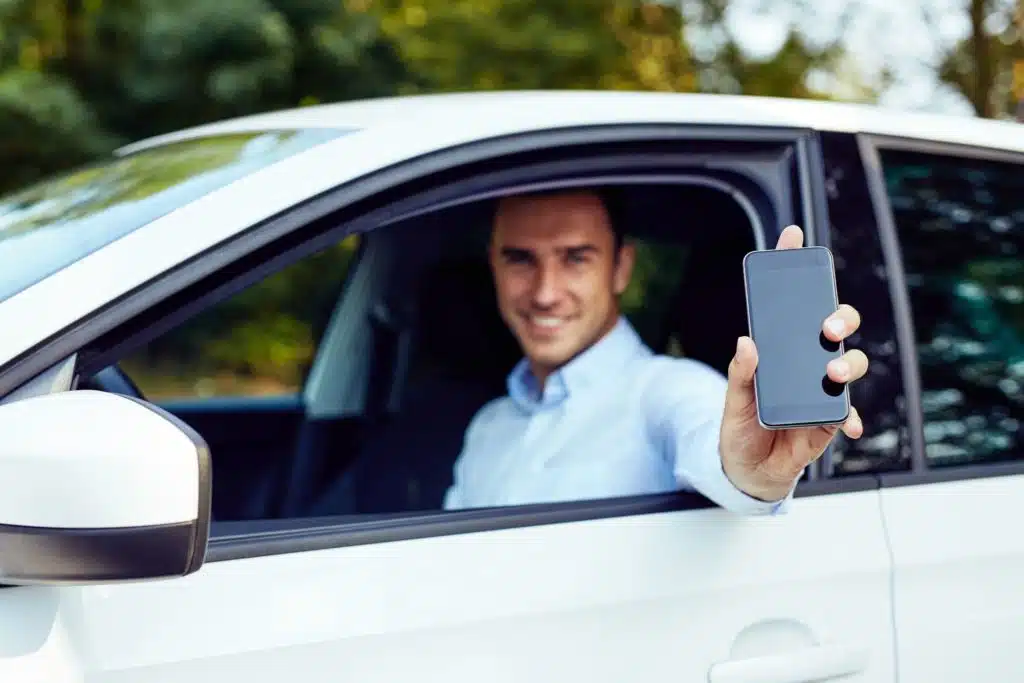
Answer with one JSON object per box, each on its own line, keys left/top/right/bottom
{"left": 414, "top": 257, "right": 522, "bottom": 386}
{"left": 670, "top": 209, "right": 754, "bottom": 375}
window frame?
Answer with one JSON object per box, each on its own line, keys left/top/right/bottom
{"left": 8, "top": 124, "right": 868, "bottom": 561}
{"left": 0, "top": 123, "right": 813, "bottom": 397}
{"left": 859, "top": 132, "right": 1024, "bottom": 489}
{"left": 815, "top": 131, "right": 913, "bottom": 477}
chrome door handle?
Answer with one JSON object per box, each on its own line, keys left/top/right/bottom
{"left": 707, "top": 643, "right": 869, "bottom": 683}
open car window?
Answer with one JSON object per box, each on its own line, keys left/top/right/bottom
{"left": 81, "top": 181, "right": 762, "bottom": 522}
{"left": 0, "top": 128, "right": 349, "bottom": 303}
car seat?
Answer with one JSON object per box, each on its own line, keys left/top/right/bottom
{"left": 306, "top": 256, "right": 522, "bottom": 516}
{"left": 668, "top": 203, "right": 756, "bottom": 376}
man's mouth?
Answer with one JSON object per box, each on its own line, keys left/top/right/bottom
{"left": 523, "top": 315, "right": 568, "bottom": 336}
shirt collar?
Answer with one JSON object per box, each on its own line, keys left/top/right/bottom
{"left": 507, "top": 317, "right": 649, "bottom": 413}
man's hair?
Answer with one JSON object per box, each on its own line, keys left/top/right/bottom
{"left": 493, "top": 186, "right": 629, "bottom": 251}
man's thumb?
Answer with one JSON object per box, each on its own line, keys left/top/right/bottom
{"left": 727, "top": 336, "right": 758, "bottom": 392}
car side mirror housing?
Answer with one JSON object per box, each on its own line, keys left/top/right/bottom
{"left": 0, "top": 390, "right": 211, "bottom": 585}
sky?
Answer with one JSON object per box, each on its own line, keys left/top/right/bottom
{"left": 703, "top": 0, "right": 989, "bottom": 116}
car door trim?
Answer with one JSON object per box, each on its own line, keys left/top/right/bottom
{"left": 205, "top": 475, "right": 881, "bottom": 562}
{"left": 855, "top": 134, "right": 928, "bottom": 474}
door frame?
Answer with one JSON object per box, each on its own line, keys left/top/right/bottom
{"left": 4, "top": 124, "right": 867, "bottom": 564}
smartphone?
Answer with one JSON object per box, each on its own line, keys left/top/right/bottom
{"left": 742, "top": 245, "right": 850, "bottom": 429}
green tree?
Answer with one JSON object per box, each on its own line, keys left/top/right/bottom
{"left": 78, "top": 0, "right": 416, "bottom": 141}
{"left": 682, "top": 0, "right": 879, "bottom": 100}
{"left": 931, "top": 0, "right": 1023, "bottom": 118}
{"left": 377, "top": 0, "right": 697, "bottom": 92}
{"left": 0, "top": 0, "right": 416, "bottom": 180}
{"left": 0, "top": 68, "right": 114, "bottom": 192}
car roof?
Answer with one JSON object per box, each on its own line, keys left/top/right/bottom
{"left": 117, "top": 90, "right": 1024, "bottom": 156}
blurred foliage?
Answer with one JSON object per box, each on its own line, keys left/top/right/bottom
{"left": 0, "top": 68, "right": 112, "bottom": 188}
{"left": 933, "top": 0, "right": 1023, "bottom": 119}
{"left": 376, "top": 0, "right": 696, "bottom": 92}
{"left": 620, "top": 239, "right": 690, "bottom": 353}
{"left": 0, "top": 0, "right": 414, "bottom": 183}
{"left": 121, "top": 235, "right": 360, "bottom": 398}
{"left": 681, "top": 0, "right": 852, "bottom": 99}
{"left": 0, "top": 0, "right": 885, "bottom": 397}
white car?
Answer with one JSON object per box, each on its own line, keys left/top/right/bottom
{"left": 0, "top": 91, "right": 1021, "bottom": 683}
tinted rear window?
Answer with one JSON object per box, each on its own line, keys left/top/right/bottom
{"left": 0, "top": 128, "right": 348, "bottom": 302}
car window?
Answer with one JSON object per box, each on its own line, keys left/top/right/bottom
{"left": 120, "top": 235, "right": 360, "bottom": 401}
{"left": 620, "top": 239, "right": 690, "bottom": 355}
{"left": 84, "top": 183, "right": 759, "bottom": 523}
{"left": 880, "top": 148, "right": 1024, "bottom": 467}
{"left": 0, "top": 128, "right": 349, "bottom": 303}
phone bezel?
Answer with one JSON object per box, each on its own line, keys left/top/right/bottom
{"left": 741, "top": 245, "right": 851, "bottom": 430}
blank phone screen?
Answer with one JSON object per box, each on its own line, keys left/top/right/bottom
{"left": 744, "top": 246, "right": 849, "bottom": 428}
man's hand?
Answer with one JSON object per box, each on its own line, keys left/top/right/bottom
{"left": 719, "top": 225, "right": 869, "bottom": 503}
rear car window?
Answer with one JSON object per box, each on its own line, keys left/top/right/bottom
{"left": 0, "top": 128, "right": 349, "bottom": 302}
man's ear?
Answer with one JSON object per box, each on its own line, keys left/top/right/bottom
{"left": 612, "top": 241, "right": 636, "bottom": 295}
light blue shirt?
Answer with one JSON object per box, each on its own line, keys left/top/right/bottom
{"left": 443, "top": 317, "right": 793, "bottom": 514}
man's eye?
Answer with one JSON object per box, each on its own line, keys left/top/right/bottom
{"left": 566, "top": 252, "right": 588, "bottom": 265}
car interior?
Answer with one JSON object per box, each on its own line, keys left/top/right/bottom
{"left": 82, "top": 181, "right": 762, "bottom": 523}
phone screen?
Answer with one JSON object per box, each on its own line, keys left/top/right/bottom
{"left": 743, "top": 246, "right": 849, "bottom": 428}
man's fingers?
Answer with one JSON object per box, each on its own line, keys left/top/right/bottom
{"left": 826, "top": 349, "right": 869, "bottom": 384}
{"left": 775, "top": 225, "right": 804, "bottom": 250}
{"left": 841, "top": 406, "right": 863, "bottom": 439}
{"left": 800, "top": 408, "right": 863, "bottom": 469}
{"left": 822, "top": 304, "right": 862, "bottom": 342}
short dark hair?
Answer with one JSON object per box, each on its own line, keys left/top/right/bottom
{"left": 494, "top": 185, "right": 629, "bottom": 251}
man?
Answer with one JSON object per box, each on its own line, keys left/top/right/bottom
{"left": 442, "top": 188, "right": 867, "bottom": 513}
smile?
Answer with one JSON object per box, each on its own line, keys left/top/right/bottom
{"left": 523, "top": 315, "right": 570, "bottom": 336}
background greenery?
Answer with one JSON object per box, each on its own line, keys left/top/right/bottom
{"left": 0, "top": 0, "right": 1018, "bottom": 399}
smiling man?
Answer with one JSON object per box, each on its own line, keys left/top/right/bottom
{"left": 442, "top": 188, "right": 868, "bottom": 513}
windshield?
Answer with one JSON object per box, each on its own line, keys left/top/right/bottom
{"left": 0, "top": 128, "right": 349, "bottom": 303}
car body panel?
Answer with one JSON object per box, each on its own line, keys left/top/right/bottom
{"left": 120, "top": 91, "right": 1024, "bottom": 156}
{"left": 8, "top": 491, "right": 893, "bottom": 682}
{"left": 880, "top": 475, "right": 1024, "bottom": 681}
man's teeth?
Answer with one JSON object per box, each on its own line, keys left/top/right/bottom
{"left": 533, "top": 317, "right": 562, "bottom": 328}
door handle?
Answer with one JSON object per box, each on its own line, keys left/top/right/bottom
{"left": 707, "top": 643, "right": 868, "bottom": 683}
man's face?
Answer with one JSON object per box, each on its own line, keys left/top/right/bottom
{"left": 489, "top": 191, "right": 635, "bottom": 382}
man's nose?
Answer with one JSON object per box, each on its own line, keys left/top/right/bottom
{"left": 530, "top": 262, "right": 563, "bottom": 308}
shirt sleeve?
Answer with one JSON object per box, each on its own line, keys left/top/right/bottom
{"left": 442, "top": 436, "right": 470, "bottom": 511}
{"left": 644, "top": 357, "right": 797, "bottom": 516}
{"left": 442, "top": 482, "right": 464, "bottom": 510}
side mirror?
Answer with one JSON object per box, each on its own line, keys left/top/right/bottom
{"left": 0, "top": 390, "right": 211, "bottom": 585}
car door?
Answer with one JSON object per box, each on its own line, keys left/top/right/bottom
{"left": 0, "top": 106, "right": 895, "bottom": 683}
{"left": 861, "top": 138, "right": 1024, "bottom": 682}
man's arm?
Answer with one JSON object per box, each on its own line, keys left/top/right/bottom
{"left": 644, "top": 357, "right": 798, "bottom": 515}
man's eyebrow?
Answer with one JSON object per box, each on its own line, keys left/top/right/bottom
{"left": 563, "top": 244, "right": 599, "bottom": 255}
{"left": 497, "top": 244, "right": 600, "bottom": 258}
{"left": 499, "top": 246, "right": 533, "bottom": 258}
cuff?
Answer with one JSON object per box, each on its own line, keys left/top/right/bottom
{"left": 674, "top": 423, "right": 796, "bottom": 516}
